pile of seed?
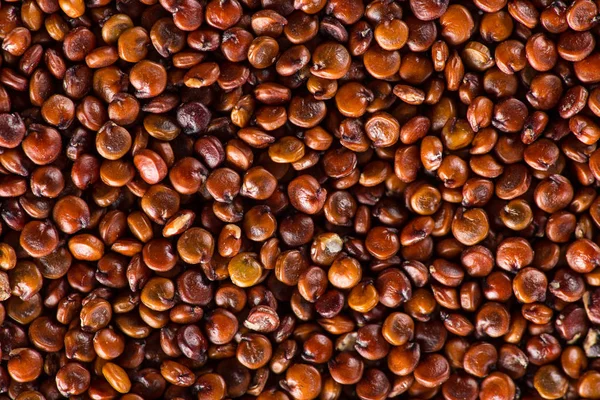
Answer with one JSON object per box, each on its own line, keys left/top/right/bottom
{"left": 2, "top": 0, "right": 600, "bottom": 399}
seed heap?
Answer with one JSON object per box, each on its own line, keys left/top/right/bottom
{"left": 2, "top": 0, "right": 600, "bottom": 399}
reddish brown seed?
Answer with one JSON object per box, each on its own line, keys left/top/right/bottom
{"left": 0, "top": 4, "right": 598, "bottom": 400}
